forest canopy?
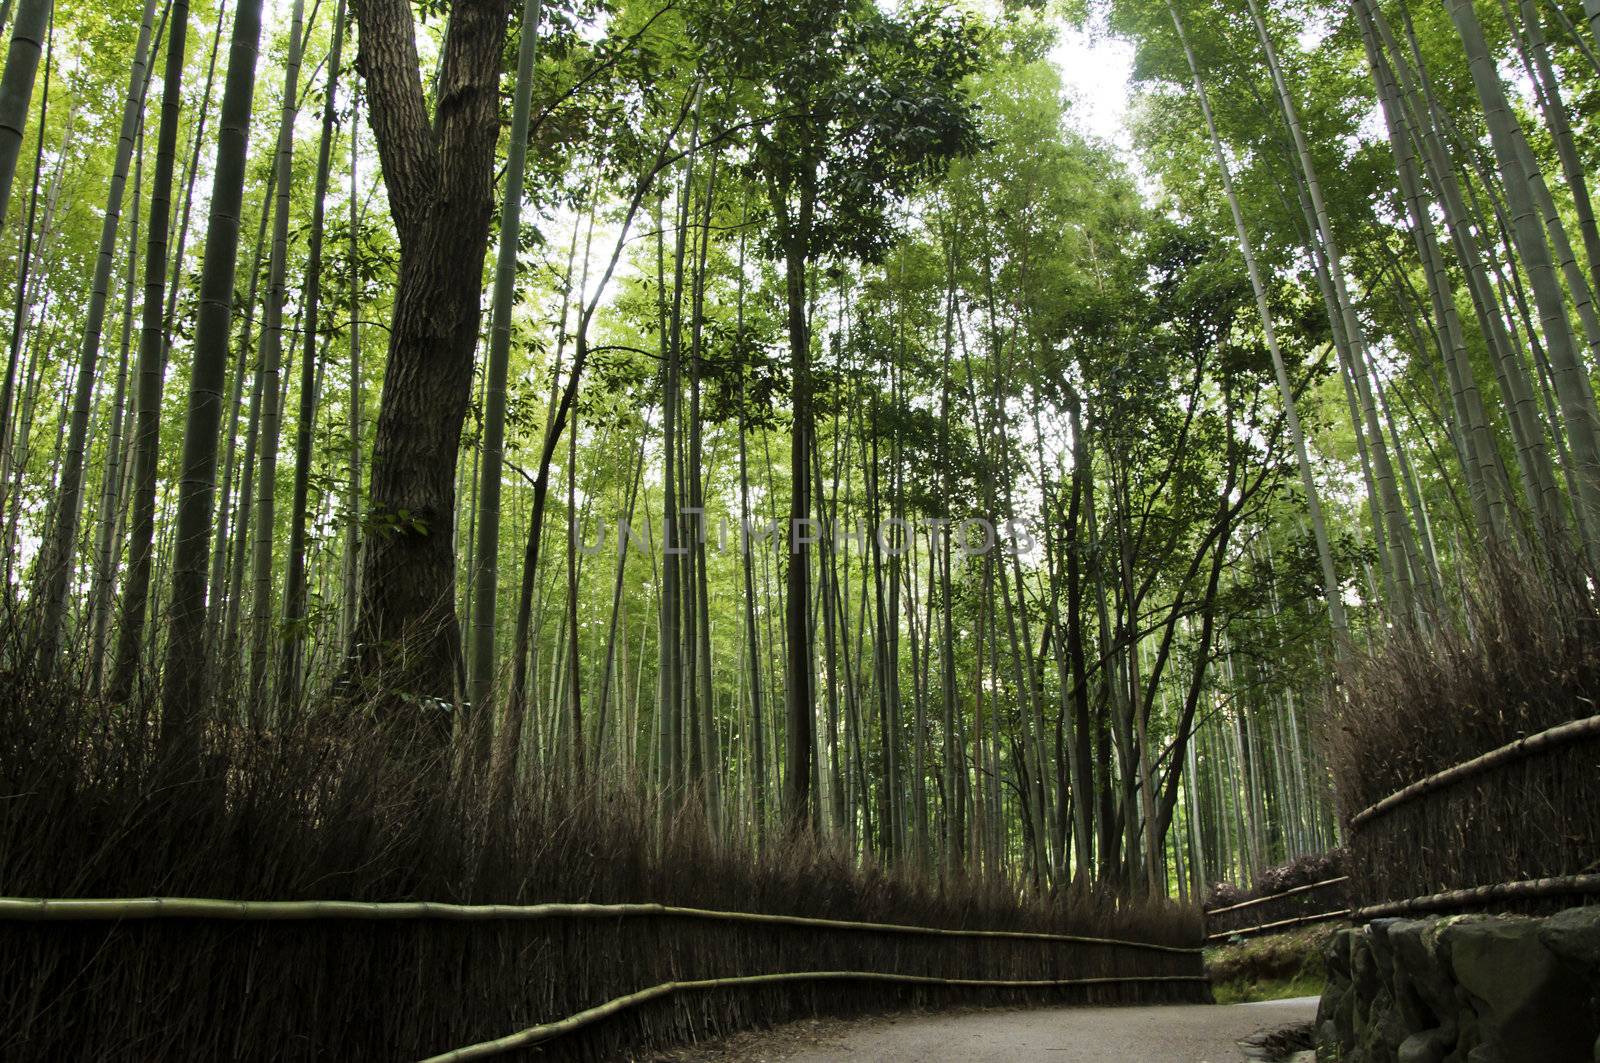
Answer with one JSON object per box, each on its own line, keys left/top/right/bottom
{"left": 0, "top": 0, "right": 1598, "bottom": 905}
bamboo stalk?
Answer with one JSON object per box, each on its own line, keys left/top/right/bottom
{"left": 418, "top": 971, "right": 1212, "bottom": 1063}
{"left": 1356, "top": 873, "right": 1600, "bottom": 920}
{"left": 1204, "top": 909, "right": 1352, "bottom": 943}
{"left": 1203, "top": 876, "right": 1350, "bottom": 917}
{"left": 0, "top": 896, "right": 1199, "bottom": 952}
{"left": 1349, "top": 714, "right": 1600, "bottom": 829}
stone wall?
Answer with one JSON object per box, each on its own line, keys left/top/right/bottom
{"left": 1318, "top": 906, "right": 1600, "bottom": 1062}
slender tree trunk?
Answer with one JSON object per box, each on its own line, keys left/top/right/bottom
{"left": 340, "top": 86, "right": 364, "bottom": 648}
{"left": 108, "top": 0, "right": 190, "bottom": 702}
{"left": 1446, "top": 0, "right": 1600, "bottom": 565}
{"left": 467, "top": 0, "right": 540, "bottom": 728}
{"left": 1357, "top": 0, "right": 1508, "bottom": 542}
{"left": 0, "top": 0, "right": 50, "bottom": 233}
{"left": 32, "top": 0, "right": 158, "bottom": 674}
{"left": 1246, "top": 0, "right": 1420, "bottom": 620}
{"left": 90, "top": 130, "right": 141, "bottom": 687}
{"left": 734, "top": 227, "right": 766, "bottom": 843}
{"left": 1169, "top": 2, "right": 1345, "bottom": 637}
{"left": 687, "top": 154, "right": 719, "bottom": 822}
{"left": 660, "top": 173, "right": 689, "bottom": 800}
{"left": 775, "top": 175, "right": 816, "bottom": 830}
{"left": 280, "top": 0, "right": 349, "bottom": 706}
{"left": 0, "top": 40, "right": 64, "bottom": 512}
{"left": 1512, "top": 0, "right": 1600, "bottom": 301}
{"left": 221, "top": 204, "right": 274, "bottom": 671}
{"left": 159, "top": 0, "right": 267, "bottom": 753}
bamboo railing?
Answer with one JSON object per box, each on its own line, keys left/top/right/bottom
{"left": 1348, "top": 713, "right": 1600, "bottom": 829}
{"left": 1202, "top": 875, "right": 1350, "bottom": 940}
{"left": 1355, "top": 872, "right": 1600, "bottom": 920}
{"left": 418, "top": 971, "right": 1213, "bottom": 1062}
{"left": 1204, "top": 872, "right": 1600, "bottom": 942}
{"left": 0, "top": 895, "right": 1201, "bottom": 953}
{"left": 1203, "top": 908, "right": 1351, "bottom": 943}
{"left": 1203, "top": 875, "right": 1348, "bottom": 917}
{"left": 4, "top": 893, "right": 1206, "bottom": 1059}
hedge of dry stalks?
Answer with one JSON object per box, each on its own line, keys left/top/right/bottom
{"left": 0, "top": 672, "right": 1202, "bottom": 1062}
{"left": 1328, "top": 549, "right": 1600, "bottom": 909}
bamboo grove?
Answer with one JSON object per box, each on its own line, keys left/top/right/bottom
{"left": 0, "top": 0, "right": 1597, "bottom": 903}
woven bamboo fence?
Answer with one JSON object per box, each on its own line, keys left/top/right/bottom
{"left": 0, "top": 895, "right": 1206, "bottom": 1061}
{"left": 1344, "top": 713, "right": 1600, "bottom": 910}
{"left": 1203, "top": 876, "right": 1351, "bottom": 940}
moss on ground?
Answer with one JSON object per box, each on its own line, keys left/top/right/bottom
{"left": 1205, "top": 923, "right": 1340, "bottom": 1004}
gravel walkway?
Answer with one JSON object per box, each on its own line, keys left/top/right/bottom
{"left": 665, "top": 996, "right": 1320, "bottom": 1063}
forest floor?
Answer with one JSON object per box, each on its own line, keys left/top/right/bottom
{"left": 646, "top": 997, "right": 1320, "bottom": 1062}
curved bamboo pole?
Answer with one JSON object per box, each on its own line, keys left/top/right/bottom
{"left": 1205, "top": 909, "right": 1352, "bottom": 943}
{"left": 1356, "top": 873, "right": 1600, "bottom": 920}
{"left": 418, "top": 971, "right": 1212, "bottom": 1063}
{"left": 1349, "top": 714, "right": 1600, "bottom": 829}
{"left": 1203, "top": 876, "right": 1350, "bottom": 917}
{"left": 0, "top": 896, "right": 1199, "bottom": 952}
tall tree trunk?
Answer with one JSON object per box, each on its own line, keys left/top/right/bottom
{"left": 734, "top": 226, "right": 766, "bottom": 843}
{"left": 1511, "top": 0, "right": 1600, "bottom": 301}
{"left": 90, "top": 129, "right": 141, "bottom": 688}
{"left": 159, "top": 0, "right": 266, "bottom": 754}
{"left": 1245, "top": 0, "right": 1418, "bottom": 620}
{"left": 1169, "top": 1, "right": 1345, "bottom": 637}
{"left": 0, "top": 37, "right": 64, "bottom": 512}
{"left": 280, "top": 0, "right": 349, "bottom": 705}
{"left": 340, "top": 86, "right": 364, "bottom": 647}
{"left": 659, "top": 172, "right": 689, "bottom": 800}
{"left": 108, "top": 0, "right": 189, "bottom": 702}
{"left": 773, "top": 173, "right": 816, "bottom": 830}
{"left": 198, "top": 0, "right": 250, "bottom": 658}
{"left": 347, "top": 0, "right": 514, "bottom": 720}
{"left": 246, "top": 0, "right": 308, "bottom": 716}
{"left": 467, "top": 0, "right": 540, "bottom": 726}
{"left": 1445, "top": 0, "right": 1600, "bottom": 565}
{"left": 220, "top": 194, "right": 276, "bottom": 672}
{"left": 687, "top": 154, "right": 719, "bottom": 822}
{"left": 32, "top": 0, "right": 159, "bottom": 674}
{"left": 1357, "top": 0, "right": 1509, "bottom": 543}
{"left": 0, "top": 0, "right": 49, "bottom": 233}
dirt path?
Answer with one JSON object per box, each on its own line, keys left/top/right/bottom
{"left": 659, "top": 996, "right": 1319, "bottom": 1063}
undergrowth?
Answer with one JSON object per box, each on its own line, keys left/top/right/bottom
{"left": 1205, "top": 924, "right": 1333, "bottom": 1004}
{"left": 0, "top": 666, "right": 1203, "bottom": 1061}
{"left": 1329, "top": 546, "right": 1600, "bottom": 812}
{"left": 1326, "top": 547, "right": 1600, "bottom": 904}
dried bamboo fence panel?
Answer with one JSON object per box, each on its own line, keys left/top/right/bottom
{"left": 1203, "top": 876, "right": 1350, "bottom": 938}
{"left": 1342, "top": 714, "right": 1600, "bottom": 907}
{"left": 0, "top": 896, "right": 1206, "bottom": 1060}
{"left": 0, "top": 896, "right": 1199, "bottom": 952}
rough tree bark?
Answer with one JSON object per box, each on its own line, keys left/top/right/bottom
{"left": 348, "top": 0, "right": 513, "bottom": 723}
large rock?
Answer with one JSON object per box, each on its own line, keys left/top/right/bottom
{"left": 1316, "top": 906, "right": 1600, "bottom": 1063}
{"left": 1444, "top": 916, "right": 1592, "bottom": 1061}
{"left": 1320, "top": 929, "right": 1358, "bottom": 1056}
{"left": 1539, "top": 905, "right": 1600, "bottom": 973}
{"left": 1383, "top": 919, "right": 1457, "bottom": 1063}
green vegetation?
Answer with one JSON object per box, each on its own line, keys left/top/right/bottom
{"left": 1206, "top": 925, "right": 1336, "bottom": 1004}
{"left": 0, "top": 0, "right": 1598, "bottom": 921}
